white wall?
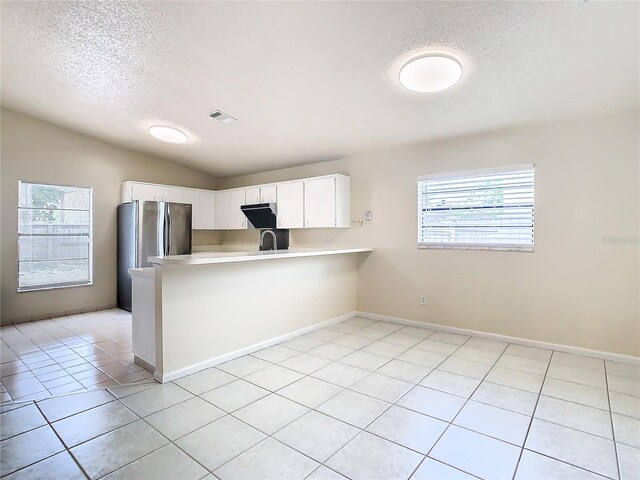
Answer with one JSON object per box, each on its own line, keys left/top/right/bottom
{"left": 219, "top": 110, "right": 640, "bottom": 356}
{"left": 1, "top": 108, "right": 220, "bottom": 324}
{"left": 155, "top": 254, "right": 358, "bottom": 381}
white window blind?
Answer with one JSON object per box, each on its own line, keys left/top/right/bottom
{"left": 18, "top": 182, "right": 93, "bottom": 291}
{"left": 418, "top": 165, "right": 535, "bottom": 251}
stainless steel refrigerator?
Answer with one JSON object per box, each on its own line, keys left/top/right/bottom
{"left": 117, "top": 201, "right": 192, "bottom": 311}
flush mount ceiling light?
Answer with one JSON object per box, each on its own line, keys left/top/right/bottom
{"left": 399, "top": 53, "right": 463, "bottom": 93}
{"left": 148, "top": 125, "right": 188, "bottom": 144}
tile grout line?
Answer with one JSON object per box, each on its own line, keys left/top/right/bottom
{"left": 339, "top": 335, "right": 631, "bottom": 447}
{"left": 7, "top": 362, "right": 357, "bottom": 480}
{"left": 109, "top": 374, "right": 278, "bottom": 477}
{"left": 604, "top": 361, "right": 623, "bottom": 480}
{"left": 158, "top": 322, "right": 422, "bottom": 478}
{"left": 416, "top": 336, "right": 509, "bottom": 480}
{"left": 77, "top": 325, "right": 604, "bottom": 477}
{"left": 1, "top": 315, "right": 143, "bottom": 401}
{"left": 3, "top": 317, "right": 638, "bottom": 480}
{"left": 384, "top": 341, "right": 503, "bottom": 480}
{"left": 35, "top": 384, "right": 209, "bottom": 480}
{"left": 112, "top": 414, "right": 212, "bottom": 479}
{"left": 509, "top": 349, "right": 554, "bottom": 480}
{"left": 35, "top": 400, "right": 90, "bottom": 479}
{"left": 316, "top": 330, "right": 470, "bottom": 479}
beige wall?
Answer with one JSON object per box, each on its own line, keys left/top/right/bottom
{"left": 220, "top": 110, "right": 640, "bottom": 356}
{"left": 1, "top": 108, "right": 220, "bottom": 324}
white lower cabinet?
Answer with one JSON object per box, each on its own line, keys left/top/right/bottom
{"left": 276, "top": 181, "right": 304, "bottom": 229}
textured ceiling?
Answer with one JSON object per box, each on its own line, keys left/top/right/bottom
{"left": 1, "top": 1, "right": 638, "bottom": 177}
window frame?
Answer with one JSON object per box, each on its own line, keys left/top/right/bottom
{"left": 16, "top": 180, "right": 94, "bottom": 293}
{"left": 417, "top": 164, "right": 535, "bottom": 252}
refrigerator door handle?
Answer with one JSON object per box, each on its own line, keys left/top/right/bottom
{"left": 166, "top": 206, "right": 172, "bottom": 255}
{"left": 163, "top": 208, "right": 169, "bottom": 256}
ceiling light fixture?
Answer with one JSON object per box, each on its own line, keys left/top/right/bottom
{"left": 148, "top": 125, "right": 188, "bottom": 144}
{"left": 399, "top": 53, "right": 463, "bottom": 93}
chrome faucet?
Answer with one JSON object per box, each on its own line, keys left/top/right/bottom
{"left": 259, "top": 229, "right": 278, "bottom": 251}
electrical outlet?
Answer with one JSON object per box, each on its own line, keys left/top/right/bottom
{"left": 324, "top": 237, "right": 332, "bottom": 244}
{"left": 420, "top": 295, "right": 427, "bottom": 305}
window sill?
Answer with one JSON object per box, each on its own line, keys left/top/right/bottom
{"left": 418, "top": 244, "right": 534, "bottom": 252}
{"left": 17, "top": 282, "right": 93, "bottom": 293}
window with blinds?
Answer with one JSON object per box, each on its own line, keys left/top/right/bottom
{"left": 418, "top": 165, "right": 535, "bottom": 251}
{"left": 18, "top": 182, "right": 93, "bottom": 291}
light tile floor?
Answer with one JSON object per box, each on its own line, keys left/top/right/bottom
{"left": 0, "top": 309, "right": 153, "bottom": 402}
{"left": 1, "top": 316, "right": 639, "bottom": 479}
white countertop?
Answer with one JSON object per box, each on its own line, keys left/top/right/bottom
{"left": 129, "top": 267, "right": 155, "bottom": 277}
{"left": 148, "top": 247, "right": 373, "bottom": 266}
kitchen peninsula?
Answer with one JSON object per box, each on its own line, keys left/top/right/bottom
{"left": 131, "top": 247, "right": 372, "bottom": 382}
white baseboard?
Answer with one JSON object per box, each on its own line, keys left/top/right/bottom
{"left": 357, "top": 311, "right": 640, "bottom": 366}
{"left": 134, "top": 355, "right": 155, "bottom": 373}
{"left": 157, "top": 311, "right": 357, "bottom": 383}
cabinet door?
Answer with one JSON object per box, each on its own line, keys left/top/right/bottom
{"left": 304, "top": 177, "right": 336, "bottom": 228}
{"left": 276, "top": 181, "right": 304, "bottom": 229}
{"left": 121, "top": 182, "right": 134, "bottom": 203}
{"left": 199, "top": 190, "right": 216, "bottom": 229}
{"left": 260, "top": 184, "right": 277, "bottom": 203}
{"left": 182, "top": 189, "right": 200, "bottom": 228}
{"left": 245, "top": 187, "right": 261, "bottom": 205}
{"left": 215, "top": 191, "right": 231, "bottom": 229}
{"left": 131, "top": 183, "right": 160, "bottom": 201}
{"left": 159, "top": 186, "right": 184, "bottom": 203}
{"left": 229, "top": 189, "right": 247, "bottom": 229}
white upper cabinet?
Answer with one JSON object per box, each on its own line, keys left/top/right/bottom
{"left": 215, "top": 191, "right": 231, "bottom": 229}
{"left": 122, "top": 174, "right": 349, "bottom": 231}
{"left": 303, "top": 177, "right": 335, "bottom": 228}
{"left": 198, "top": 190, "right": 216, "bottom": 229}
{"left": 229, "top": 189, "right": 248, "bottom": 229}
{"left": 181, "top": 188, "right": 199, "bottom": 226}
{"left": 215, "top": 189, "right": 248, "bottom": 230}
{"left": 303, "top": 175, "right": 350, "bottom": 228}
{"left": 129, "top": 182, "right": 160, "bottom": 202}
{"left": 123, "top": 181, "right": 217, "bottom": 230}
{"left": 184, "top": 189, "right": 215, "bottom": 230}
{"left": 276, "top": 181, "right": 304, "bottom": 229}
{"left": 243, "top": 185, "right": 277, "bottom": 205}
{"left": 260, "top": 184, "right": 277, "bottom": 203}
{"left": 158, "top": 186, "right": 184, "bottom": 203}
{"left": 245, "top": 187, "right": 261, "bottom": 205}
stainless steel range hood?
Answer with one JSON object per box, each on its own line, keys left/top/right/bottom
{"left": 241, "top": 203, "right": 277, "bottom": 229}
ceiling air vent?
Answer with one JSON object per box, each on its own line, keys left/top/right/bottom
{"left": 208, "top": 110, "right": 237, "bottom": 124}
